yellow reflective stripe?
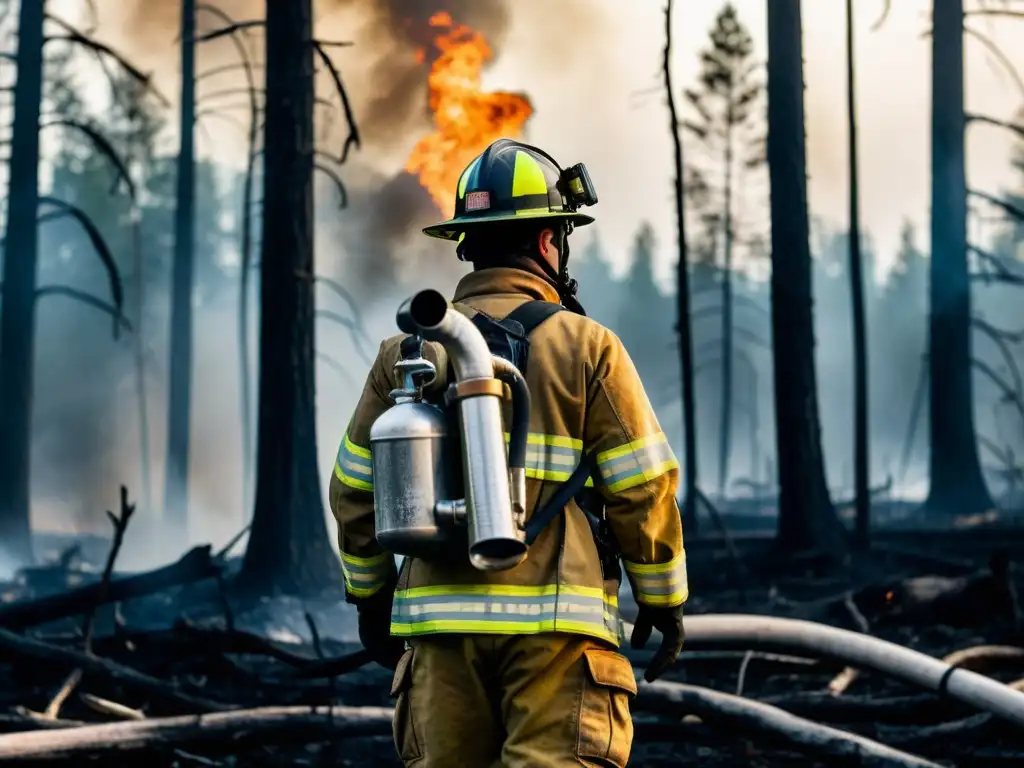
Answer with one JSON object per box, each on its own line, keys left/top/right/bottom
{"left": 394, "top": 583, "right": 612, "bottom": 601}
{"left": 458, "top": 155, "right": 482, "bottom": 199}
{"left": 596, "top": 433, "right": 678, "bottom": 493}
{"left": 390, "top": 583, "right": 620, "bottom": 644}
{"left": 511, "top": 150, "right": 548, "bottom": 197}
{"left": 624, "top": 552, "right": 688, "bottom": 607}
{"left": 344, "top": 432, "right": 371, "bottom": 459}
{"left": 341, "top": 550, "right": 393, "bottom": 598}
{"left": 514, "top": 207, "right": 553, "bottom": 217}
{"left": 335, "top": 467, "right": 373, "bottom": 491}
{"left": 335, "top": 431, "right": 373, "bottom": 492}
{"left": 501, "top": 431, "right": 594, "bottom": 485}
{"left": 341, "top": 551, "right": 391, "bottom": 568}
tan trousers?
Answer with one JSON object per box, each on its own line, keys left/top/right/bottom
{"left": 390, "top": 634, "right": 637, "bottom": 767}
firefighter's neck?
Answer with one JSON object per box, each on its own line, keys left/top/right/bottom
{"left": 473, "top": 253, "right": 560, "bottom": 287}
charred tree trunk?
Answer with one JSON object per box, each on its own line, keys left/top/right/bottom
{"left": 765, "top": 0, "right": 846, "bottom": 556}
{"left": 846, "top": 0, "right": 870, "bottom": 548}
{"left": 164, "top": 0, "right": 197, "bottom": 547}
{"left": 924, "top": 0, "right": 993, "bottom": 516}
{"left": 664, "top": 0, "right": 699, "bottom": 534}
{"left": 0, "top": 0, "right": 45, "bottom": 569}
{"left": 717, "top": 101, "right": 735, "bottom": 502}
{"left": 237, "top": 0, "right": 339, "bottom": 594}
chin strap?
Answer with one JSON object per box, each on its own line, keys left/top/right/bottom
{"left": 553, "top": 221, "right": 587, "bottom": 316}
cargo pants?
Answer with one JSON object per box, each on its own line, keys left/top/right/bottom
{"left": 390, "top": 633, "right": 637, "bottom": 767}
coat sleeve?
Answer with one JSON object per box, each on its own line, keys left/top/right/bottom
{"left": 582, "top": 325, "right": 687, "bottom": 608}
{"left": 328, "top": 342, "right": 397, "bottom": 600}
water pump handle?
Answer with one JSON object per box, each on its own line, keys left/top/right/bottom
{"left": 389, "top": 335, "right": 437, "bottom": 403}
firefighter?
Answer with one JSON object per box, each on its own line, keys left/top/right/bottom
{"left": 329, "top": 138, "right": 686, "bottom": 768}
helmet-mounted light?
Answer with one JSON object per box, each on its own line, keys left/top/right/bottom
{"left": 559, "top": 163, "right": 598, "bottom": 210}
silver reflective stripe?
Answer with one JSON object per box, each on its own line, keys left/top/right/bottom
{"left": 504, "top": 432, "right": 592, "bottom": 484}
{"left": 335, "top": 432, "right": 373, "bottom": 491}
{"left": 597, "top": 433, "right": 678, "bottom": 493}
{"left": 624, "top": 554, "right": 688, "bottom": 607}
{"left": 390, "top": 586, "right": 620, "bottom": 643}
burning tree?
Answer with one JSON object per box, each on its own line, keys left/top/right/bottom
{"left": 682, "top": 3, "right": 764, "bottom": 504}
{"left": 765, "top": 0, "right": 847, "bottom": 556}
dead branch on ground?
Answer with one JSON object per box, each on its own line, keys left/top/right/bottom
{"left": 0, "top": 546, "right": 220, "bottom": 630}
{"left": 0, "top": 629, "right": 228, "bottom": 713}
{"left": 0, "top": 705, "right": 393, "bottom": 761}
{"left": 635, "top": 681, "right": 943, "bottom": 767}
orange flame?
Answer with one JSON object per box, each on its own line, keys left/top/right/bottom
{"left": 405, "top": 12, "right": 534, "bottom": 217}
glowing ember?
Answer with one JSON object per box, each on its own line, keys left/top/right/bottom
{"left": 405, "top": 11, "right": 534, "bottom": 217}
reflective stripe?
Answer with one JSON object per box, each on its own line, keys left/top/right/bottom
{"left": 511, "top": 150, "right": 548, "bottom": 197}
{"left": 334, "top": 432, "right": 373, "bottom": 491}
{"left": 596, "top": 433, "right": 678, "bottom": 493}
{"left": 390, "top": 584, "right": 620, "bottom": 644}
{"left": 458, "top": 155, "right": 482, "bottom": 199}
{"left": 341, "top": 550, "right": 393, "bottom": 598}
{"left": 503, "top": 432, "right": 594, "bottom": 486}
{"left": 624, "top": 552, "right": 688, "bottom": 607}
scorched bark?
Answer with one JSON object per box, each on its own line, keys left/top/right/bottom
{"left": 238, "top": 0, "right": 339, "bottom": 594}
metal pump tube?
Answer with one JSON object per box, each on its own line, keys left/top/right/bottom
{"left": 397, "top": 290, "right": 527, "bottom": 571}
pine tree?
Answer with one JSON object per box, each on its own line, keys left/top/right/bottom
{"left": 683, "top": 3, "right": 764, "bottom": 500}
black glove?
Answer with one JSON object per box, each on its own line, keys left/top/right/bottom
{"left": 631, "top": 603, "right": 685, "bottom": 683}
{"left": 350, "top": 570, "right": 405, "bottom": 671}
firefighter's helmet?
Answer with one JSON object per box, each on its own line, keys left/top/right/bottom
{"left": 422, "top": 139, "right": 597, "bottom": 241}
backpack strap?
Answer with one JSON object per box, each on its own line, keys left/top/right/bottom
{"left": 504, "top": 301, "right": 564, "bottom": 336}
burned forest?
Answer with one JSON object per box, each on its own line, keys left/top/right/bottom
{"left": 0, "top": 0, "right": 1022, "bottom": 765}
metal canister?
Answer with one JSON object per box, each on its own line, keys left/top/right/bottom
{"left": 370, "top": 400, "right": 463, "bottom": 559}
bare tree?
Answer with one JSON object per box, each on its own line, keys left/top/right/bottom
{"left": 924, "top": 0, "right": 994, "bottom": 517}
{"left": 236, "top": 0, "right": 343, "bottom": 594}
{"left": 846, "top": 0, "right": 870, "bottom": 548}
{"left": 0, "top": 3, "right": 143, "bottom": 569}
{"left": 0, "top": 0, "right": 46, "bottom": 569}
{"left": 663, "top": 0, "right": 699, "bottom": 532}
{"left": 765, "top": 0, "right": 846, "bottom": 556}
{"left": 164, "top": 0, "right": 198, "bottom": 548}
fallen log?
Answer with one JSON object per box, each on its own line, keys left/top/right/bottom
{"left": 0, "top": 705, "right": 394, "bottom": 761}
{"left": 0, "top": 628, "right": 227, "bottom": 713}
{"left": 760, "top": 691, "right": 966, "bottom": 725}
{"left": 0, "top": 546, "right": 220, "bottom": 630}
{"left": 942, "top": 645, "right": 1024, "bottom": 674}
{"left": 851, "top": 550, "right": 1019, "bottom": 629}
{"left": 634, "top": 681, "right": 943, "bottom": 767}
{"left": 631, "top": 615, "right": 1024, "bottom": 728}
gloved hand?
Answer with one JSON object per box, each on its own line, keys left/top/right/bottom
{"left": 351, "top": 570, "right": 405, "bottom": 671}
{"left": 630, "top": 603, "right": 685, "bottom": 682}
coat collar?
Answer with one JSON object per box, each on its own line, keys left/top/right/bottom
{"left": 453, "top": 267, "right": 561, "bottom": 305}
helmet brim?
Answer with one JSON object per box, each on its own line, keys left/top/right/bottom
{"left": 423, "top": 209, "right": 595, "bottom": 241}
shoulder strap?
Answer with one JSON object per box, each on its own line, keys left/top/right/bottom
{"left": 505, "top": 301, "right": 564, "bottom": 337}
{"left": 523, "top": 453, "right": 596, "bottom": 545}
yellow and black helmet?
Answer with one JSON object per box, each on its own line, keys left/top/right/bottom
{"left": 422, "top": 138, "right": 598, "bottom": 241}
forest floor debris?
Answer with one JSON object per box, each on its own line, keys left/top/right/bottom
{"left": 0, "top": 519, "right": 1022, "bottom": 765}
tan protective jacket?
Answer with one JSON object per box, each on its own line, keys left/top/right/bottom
{"left": 329, "top": 268, "right": 686, "bottom": 647}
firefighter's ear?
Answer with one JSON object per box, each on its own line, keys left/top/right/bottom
{"left": 537, "top": 227, "right": 558, "bottom": 269}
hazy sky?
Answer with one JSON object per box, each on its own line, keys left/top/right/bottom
{"left": 81, "top": 0, "right": 1024, "bottom": 286}
{"left": 484, "top": 0, "right": 1024, "bottom": 283}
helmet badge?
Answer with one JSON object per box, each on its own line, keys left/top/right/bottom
{"left": 465, "top": 190, "right": 491, "bottom": 211}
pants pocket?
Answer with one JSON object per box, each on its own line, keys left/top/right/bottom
{"left": 390, "top": 647, "right": 422, "bottom": 765}
{"left": 575, "top": 648, "right": 637, "bottom": 768}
